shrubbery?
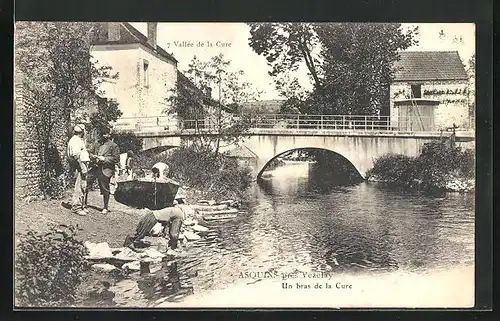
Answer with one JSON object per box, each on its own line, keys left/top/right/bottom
{"left": 135, "top": 145, "right": 253, "bottom": 200}
{"left": 366, "top": 140, "right": 474, "bottom": 190}
{"left": 112, "top": 131, "right": 143, "bottom": 154}
{"left": 15, "top": 224, "right": 88, "bottom": 306}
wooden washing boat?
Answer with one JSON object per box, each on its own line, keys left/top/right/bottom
{"left": 114, "top": 177, "right": 181, "bottom": 210}
{"left": 198, "top": 208, "right": 239, "bottom": 216}
{"left": 191, "top": 204, "right": 229, "bottom": 211}
{"left": 203, "top": 213, "right": 238, "bottom": 221}
{"left": 201, "top": 208, "right": 240, "bottom": 221}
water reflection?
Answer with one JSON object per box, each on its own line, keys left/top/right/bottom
{"left": 110, "top": 258, "right": 194, "bottom": 307}
{"left": 106, "top": 161, "right": 474, "bottom": 306}
{"left": 262, "top": 163, "right": 473, "bottom": 272}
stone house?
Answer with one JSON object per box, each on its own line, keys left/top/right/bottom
{"left": 390, "top": 51, "right": 470, "bottom": 131}
{"left": 91, "top": 22, "right": 179, "bottom": 129}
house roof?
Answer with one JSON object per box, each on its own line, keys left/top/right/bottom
{"left": 93, "top": 22, "right": 178, "bottom": 64}
{"left": 225, "top": 145, "right": 258, "bottom": 158}
{"left": 176, "top": 71, "right": 218, "bottom": 107}
{"left": 393, "top": 51, "right": 468, "bottom": 82}
{"left": 240, "top": 99, "right": 286, "bottom": 113}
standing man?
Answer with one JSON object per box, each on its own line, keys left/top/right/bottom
{"left": 85, "top": 127, "right": 120, "bottom": 214}
{"left": 67, "top": 124, "right": 89, "bottom": 216}
{"left": 125, "top": 150, "right": 135, "bottom": 179}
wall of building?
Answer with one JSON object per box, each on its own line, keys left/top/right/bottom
{"left": 390, "top": 80, "right": 470, "bottom": 130}
{"left": 15, "top": 74, "right": 72, "bottom": 201}
{"left": 91, "top": 44, "right": 141, "bottom": 118}
{"left": 91, "top": 43, "right": 178, "bottom": 130}
{"left": 15, "top": 74, "right": 43, "bottom": 200}
{"left": 136, "top": 46, "right": 177, "bottom": 118}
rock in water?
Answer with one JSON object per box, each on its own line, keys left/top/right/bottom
{"left": 191, "top": 224, "right": 209, "bottom": 232}
{"left": 85, "top": 241, "right": 113, "bottom": 258}
{"left": 142, "top": 236, "right": 169, "bottom": 248}
{"left": 113, "top": 247, "right": 146, "bottom": 261}
{"left": 184, "top": 231, "right": 201, "bottom": 241}
{"left": 144, "top": 248, "right": 166, "bottom": 260}
{"left": 183, "top": 218, "right": 198, "bottom": 226}
{"left": 122, "top": 261, "right": 141, "bottom": 271}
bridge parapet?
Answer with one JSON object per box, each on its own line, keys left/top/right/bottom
{"left": 113, "top": 114, "right": 475, "bottom": 142}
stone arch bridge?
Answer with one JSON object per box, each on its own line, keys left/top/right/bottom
{"left": 134, "top": 129, "right": 474, "bottom": 179}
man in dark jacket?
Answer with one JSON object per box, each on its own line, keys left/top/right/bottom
{"left": 85, "top": 127, "right": 120, "bottom": 214}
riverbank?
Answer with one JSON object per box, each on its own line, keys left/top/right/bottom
{"left": 365, "top": 141, "right": 475, "bottom": 193}
{"left": 15, "top": 177, "right": 475, "bottom": 308}
{"left": 14, "top": 184, "right": 244, "bottom": 307}
{"left": 15, "top": 190, "right": 142, "bottom": 248}
{"left": 366, "top": 175, "right": 475, "bottom": 193}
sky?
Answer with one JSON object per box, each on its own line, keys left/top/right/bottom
{"left": 130, "top": 23, "right": 475, "bottom": 100}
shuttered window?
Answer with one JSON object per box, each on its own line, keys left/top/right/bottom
{"left": 143, "top": 60, "right": 149, "bottom": 87}
{"left": 411, "top": 84, "right": 422, "bottom": 98}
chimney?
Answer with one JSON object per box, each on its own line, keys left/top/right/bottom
{"left": 147, "top": 22, "right": 157, "bottom": 49}
{"left": 108, "top": 22, "right": 120, "bottom": 41}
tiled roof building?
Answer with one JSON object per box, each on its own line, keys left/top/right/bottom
{"left": 94, "top": 22, "right": 177, "bottom": 64}
{"left": 393, "top": 51, "right": 468, "bottom": 81}
{"left": 390, "top": 51, "right": 471, "bottom": 130}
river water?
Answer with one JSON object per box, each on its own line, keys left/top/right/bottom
{"left": 109, "top": 163, "right": 475, "bottom": 307}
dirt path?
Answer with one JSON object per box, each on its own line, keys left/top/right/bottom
{"left": 15, "top": 190, "right": 145, "bottom": 248}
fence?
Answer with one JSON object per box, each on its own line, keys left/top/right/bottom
{"left": 112, "top": 114, "right": 475, "bottom": 134}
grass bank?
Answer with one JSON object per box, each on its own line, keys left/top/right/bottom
{"left": 366, "top": 140, "right": 474, "bottom": 192}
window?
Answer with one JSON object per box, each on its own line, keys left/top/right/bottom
{"left": 411, "top": 84, "right": 422, "bottom": 98}
{"left": 143, "top": 60, "right": 149, "bottom": 87}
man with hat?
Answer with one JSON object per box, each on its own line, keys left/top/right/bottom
{"left": 85, "top": 126, "right": 120, "bottom": 214}
{"left": 67, "top": 123, "right": 90, "bottom": 216}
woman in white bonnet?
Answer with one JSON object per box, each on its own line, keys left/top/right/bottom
{"left": 151, "top": 162, "right": 169, "bottom": 179}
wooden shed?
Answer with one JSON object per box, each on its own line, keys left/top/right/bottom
{"left": 394, "top": 98, "right": 440, "bottom": 131}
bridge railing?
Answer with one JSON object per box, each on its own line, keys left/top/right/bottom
{"left": 112, "top": 116, "right": 179, "bottom": 132}
{"left": 112, "top": 114, "right": 474, "bottom": 134}
{"left": 247, "top": 114, "right": 395, "bottom": 131}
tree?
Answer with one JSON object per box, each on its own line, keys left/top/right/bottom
{"left": 15, "top": 22, "right": 120, "bottom": 197}
{"left": 112, "top": 131, "right": 143, "bottom": 154}
{"left": 248, "top": 23, "right": 418, "bottom": 115}
{"left": 166, "top": 55, "right": 214, "bottom": 121}
{"left": 248, "top": 23, "right": 322, "bottom": 92}
{"left": 166, "top": 71, "right": 210, "bottom": 120}
{"left": 172, "top": 54, "right": 261, "bottom": 156}
{"left": 315, "top": 23, "right": 418, "bottom": 115}
{"left": 88, "top": 98, "right": 123, "bottom": 136}
{"left": 16, "top": 22, "right": 119, "bottom": 136}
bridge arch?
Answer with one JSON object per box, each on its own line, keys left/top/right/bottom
{"left": 256, "top": 147, "right": 364, "bottom": 182}
{"left": 240, "top": 135, "right": 439, "bottom": 179}
{"left": 141, "top": 145, "right": 180, "bottom": 155}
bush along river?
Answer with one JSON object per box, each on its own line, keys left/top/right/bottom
{"left": 78, "top": 153, "right": 475, "bottom": 307}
